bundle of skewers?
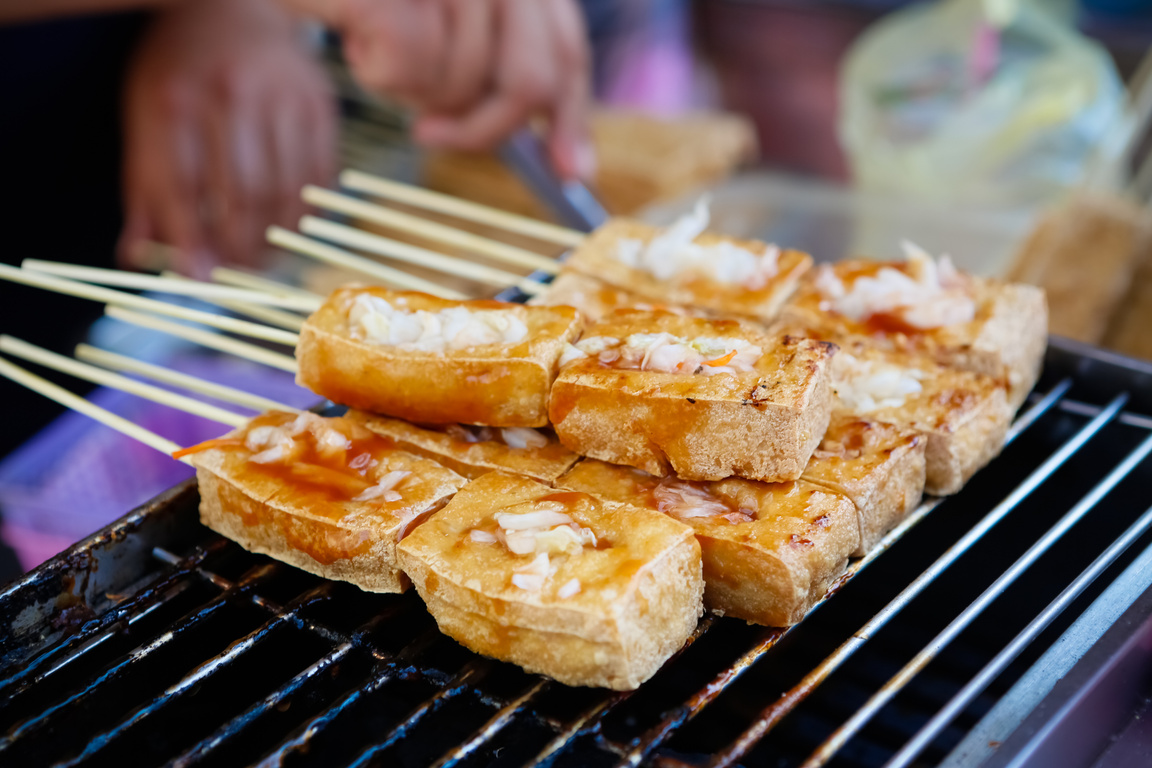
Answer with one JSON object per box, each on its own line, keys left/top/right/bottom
{"left": 0, "top": 171, "right": 1048, "bottom": 691}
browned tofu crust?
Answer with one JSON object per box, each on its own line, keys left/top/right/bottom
{"left": 190, "top": 412, "right": 466, "bottom": 593}
{"left": 346, "top": 410, "right": 579, "bottom": 483}
{"left": 296, "top": 286, "right": 582, "bottom": 427}
{"left": 549, "top": 310, "right": 835, "bottom": 482}
{"left": 823, "top": 339, "right": 1012, "bottom": 496}
{"left": 397, "top": 472, "right": 703, "bottom": 690}
{"left": 566, "top": 218, "right": 811, "bottom": 323}
{"left": 557, "top": 459, "right": 859, "bottom": 626}
{"left": 780, "top": 259, "right": 1047, "bottom": 409}
{"left": 802, "top": 415, "right": 926, "bottom": 556}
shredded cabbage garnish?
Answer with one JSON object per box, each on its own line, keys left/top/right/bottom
{"left": 614, "top": 197, "right": 780, "bottom": 289}
{"left": 348, "top": 294, "right": 528, "bottom": 352}
{"left": 563, "top": 333, "right": 761, "bottom": 376}
{"left": 832, "top": 353, "right": 924, "bottom": 413}
{"left": 815, "top": 241, "right": 975, "bottom": 330}
{"left": 653, "top": 482, "right": 754, "bottom": 525}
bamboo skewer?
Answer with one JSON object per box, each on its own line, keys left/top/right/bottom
{"left": 0, "top": 336, "right": 249, "bottom": 428}
{"left": 0, "top": 354, "right": 191, "bottom": 464}
{"left": 209, "top": 266, "right": 324, "bottom": 302}
{"left": 340, "top": 169, "right": 586, "bottom": 249}
{"left": 20, "top": 260, "right": 322, "bottom": 312}
{"left": 267, "top": 226, "right": 470, "bottom": 300}
{"left": 159, "top": 271, "right": 305, "bottom": 332}
{"left": 302, "top": 185, "right": 562, "bottom": 275}
{"left": 106, "top": 307, "right": 300, "bottom": 373}
{"left": 0, "top": 264, "right": 301, "bottom": 347}
{"left": 75, "top": 344, "right": 301, "bottom": 414}
{"left": 299, "top": 216, "right": 547, "bottom": 295}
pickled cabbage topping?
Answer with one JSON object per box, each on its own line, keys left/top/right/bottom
{"left": 557, "top": 578, "right": 582, "bottom": 599}
{"left": 833, "top": 353, "right": 924, "bottom": 412}
{"left": 653, "top": 482, "right": 755, "bottom": 525}
{"left": 565, "top": 333, "right": 761, "bottom": 376}
{"left": 443, "top": 424, "right": 549, "bottom": 450}
{"left": 614, "top": 198, "right": 780, "bottom": 289}
{"left": 816, "top": 241, "right": 975, "bottom": 329}
{"left": 348, "top": 294, "right": 528, "bottom": 351}
{"left": 352, "top": 470, "right": 410, "bottom": 502}
{"left": 511, "top": 552, "right": 557, "bottom": 592}
{"left": 493, "top": 501, "right": 597, "bottom": 568}
{"left": 245, "top": 412, "right": 351, "bottom": 465}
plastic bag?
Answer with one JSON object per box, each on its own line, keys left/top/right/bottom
{"left": 840, "top": 0, "right": 1125, "bottom": 210}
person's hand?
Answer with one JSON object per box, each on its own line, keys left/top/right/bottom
{"left": 289, "top": 0, "right": 593, "bottom": 180}
{"left": 120, "top": 0, "right": 336, "bottom": 277}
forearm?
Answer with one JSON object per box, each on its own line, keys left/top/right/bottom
{"left": 0, "top": 0, "right": 180, "bottom": 23}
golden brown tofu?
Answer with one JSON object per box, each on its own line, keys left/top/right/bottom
{"left": 397, "top": 472, "right": 703, "bottom": 690}
{"left": 528, "top": 271, "right": 697, "bottom": 325}
{"left": 780, "top": 255, "right": 1047, "bottom": 409}
{"left": 802, "top": 415, "right": 926, "bottom": 556}
{"left": 184, "top": 411, "right": 466, "bottom": 592}
{"left": 566, "top": 217, "right": 810, "bottom": 324}
{"left": 820, "top": 339, "right": 1012, "bottom": 496}
{"left": 549, "top": 309, "right": 835, "bottom": 482}
{"left": 557, "top": 459, "right": 859, "bottom": 627}
{"left": 296, "top": 286, "right": 582, "bottom": 427}
{"left": 346, "top": 410, "right": 579, "bottom": 484}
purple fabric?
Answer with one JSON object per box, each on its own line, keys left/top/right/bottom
{"left": 0, "top": 351, "right": 319, "bottom": 571}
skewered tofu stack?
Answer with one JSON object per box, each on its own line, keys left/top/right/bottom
{"left": 0, "top": 187, "right": 1048, "bottom": 692}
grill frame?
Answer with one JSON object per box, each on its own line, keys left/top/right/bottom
{"left": 3, "top": 336, "right": 1152, "bottom": 768}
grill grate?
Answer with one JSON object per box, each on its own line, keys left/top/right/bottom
{"left": 3, "top": 339, "right": 1152, "bottom": 767}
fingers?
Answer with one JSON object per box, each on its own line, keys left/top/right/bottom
{"left": 409, "top": 0, "right": 594, "bottom": 180}
{"left": 542, "top": 0, "right": 594, "bottom": 180}
{"left": 435, "top": 0, "right": 495, "bottom": 112}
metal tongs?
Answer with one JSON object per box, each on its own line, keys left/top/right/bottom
{"left": 499, "top": 129, "right": 608, "bottom": 235}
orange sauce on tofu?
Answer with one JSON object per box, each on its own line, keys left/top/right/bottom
{"left": 192, "top": 411, "right": 411, "bottom": 565}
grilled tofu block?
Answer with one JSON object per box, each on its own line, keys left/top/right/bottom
{"left": 397, "top": 472, "right": 703, "bottom": 690}
{"left": 802, "top": 415, "right": 926, "bottom": 556}
{"left": 780, "top": 249, "right": 1047, "bottom": 409}
{"left": 824, "top": 339, "right": 1012, "bottom": 496}
{"left": 296, "top": 286, "right": 582, "bottom": 427}
{"left": 549, "top": 309, "right": 835, "bottom": 482}
{"left": 566, "top": 215, "right": 810, "bottom": 324}
{"left": 528, "top": 271, "right": 695, "bottom": 325}
{"left": 557, "top": 459, "right": 859, "bottom": 627}
{"left": 184, "top": 411, "right": 466, "bottom": 592}
{"left": 346, "top": 410, "right": 579, "bottom": 484}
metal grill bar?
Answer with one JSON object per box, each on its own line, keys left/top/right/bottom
{"left": 0, "top": 562, "right": 278, "bottom": 754}
{"left": 0, "top": 539, "right": 226, "bottom": 704}
{"left": 57, "top": 582, "right": 338, "bottom": 766}
{"left": 707, "top": 388, "right": 1123, "bottom": 768}
{"left": 345, "top": 659, "right": 493, "bottom": 767}
{"left": 801, "top": 420, "right": 1152, "bottom": 768}
{"left": 254, "top": 626, "right": 447, "bottom": 766}
{"left": 170, "top": 601, "right": 409, "bottom": 767}
{"left": 887, "top": 501, "right": 1152, "bottom": 768}
{"left": 1056, "top": 399, "right": 1152, "bottom": 429}
{"left": 430, "top": 679, "right": 550, "bottom": 768}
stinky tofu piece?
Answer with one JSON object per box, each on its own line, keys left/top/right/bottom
{"left": 397, "top": 472, "right": 703, "bottom": 690}
{"left": 346, "top": 410, "right": 579, "bottom": 483}
{"left": 557, "top": 459, "right": 859, "bottom": 626}
{"left": 825, "top": 339, "right": 1012, "bottom": 496}
{"left": 566, "top": 211, "right": 810, "bottom": 324}
{"left": 802, "top": 415, "right": 926, "bottom": 556}
{"left": 185, "top": 411, "right": 466, "bottom": 593}
{"left": 296, "top": 286, "right": 582, "bottom": 427}
{"left": 780, "top": 247, "right": 1047, "bottom": 409}
{"left": 549, "top": 309, "right": 835, "bottom": 482}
